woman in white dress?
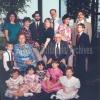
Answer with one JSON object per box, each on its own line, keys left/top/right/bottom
{"left": 53, "top": 67, "right": 80, "bottom": 100}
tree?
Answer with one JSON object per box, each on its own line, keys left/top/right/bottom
{"left": 0, "top": 0, "right": 31, "bottom": 14}
{"left": 66, "top": 0, "right": 92, "bottom": 19}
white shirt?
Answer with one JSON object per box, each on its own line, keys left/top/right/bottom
{"left": 3, "top": 50, "right": 13, "bottom": 71}
{"left": 55, "top": 42, "right": 61, "bottom": 56}
{"left": 35, "top": 21, "right": 40, "bottom": 28}
{"left": 51, "top": 18, "right": 62, "bottom": 34}
{"left": 78, "top": 31, "right": 83, "bottom": 36}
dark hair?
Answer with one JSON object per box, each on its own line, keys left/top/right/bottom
{"left": 44, "top": 18, "right": 51, "bottom": 23}
{"left": 77, "top": 10, "right": 86, "bottom": 16}
{"left": 6, "top": 11, "right": 18, "bottom": 23}
{"left": 26, "top": 66, "right": 36, "bottom": 74}
{"left": 11, "top": 69, "right": 20, "bottom": 75}
{"left": 5, "top": 41, "right": 13, "bottom": 47}
{"left": 50, "top": 9, "right": 56, "bottom": 14}
{"left": 62, "top": 14, "right": 71, "bottom": 21}
{"left": 23, "top": 17, "right": 31, "bottom": 23}
{"left": 65, "top": 66, "right": 74, "bottom": 73}
{"left": 32, "top": 11, "right": 40, "bottom": 18}
{"left": 52, "top": 59, "right": 59, "bottom": 64}
{"left": 37, "top": 61, "right": 45, "bottom": 66}
{"left": 77, "top": 23, "right": 85, "bottom": 29}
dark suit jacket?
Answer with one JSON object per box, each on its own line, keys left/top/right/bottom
{"left": 75, "top": 32, "right": 90, "bottom": 57}
{"left": 45, "top": 40, "right": 71, "bottom": 61}
{"left": 42, "top": 27, "right": 54, "bottom": 43}
{"left": 29, "top": 21, "right": 44, "bottom": 44}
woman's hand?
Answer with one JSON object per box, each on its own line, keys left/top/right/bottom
{"left": 24, "top": 60, "right": 32, "bottom": 65}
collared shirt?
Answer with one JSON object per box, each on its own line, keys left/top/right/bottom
{"left": 55, "top": 42, "right": 61, "bottom": 56}
{"left": 77, "top": 19, "right": 85, "bottom": 24}
{"left": 35, "top": 21, "right": 40, "bottom": 28}
{"left": 3, "top": 50, "right": 13, "bottom": 71}
{"left": 51, "top": 18, "right": 62, "bottom": 34}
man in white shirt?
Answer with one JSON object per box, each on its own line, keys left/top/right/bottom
{"left": 50, "top": 9, "right": 62, "bottom": 34}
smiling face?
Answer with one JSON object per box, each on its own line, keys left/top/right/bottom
{"left": 66, "top": 69, "right": 73, "bottom": 78}
{"left": 34, "top": 14, "right": 41, "bottom": 21}
{"left": 54, "top": 33, "right": 62, "bottom": 43}
{"left": 24, "top": 20, "right": 30, "bottom": 28}
{"left": 28, "top": 68, "right": 34, "bottom": 75}
{"left": 63, "top": 17, "right": 70, "bottom": 25}
{"left": 9, "top": 14, "right": 16, "bottom": 22}
{"left": 77, "top": 12, "right": 85, "bottom": 21}
{"left": 7, "top": 44, "right": 13, "bottom": 51}
{"left": 12, "top": 71, "right": 19, "bottom": 79}
{"left": 38, "top": 64, "right": 44, "bottom": 71}
{"left": 50, "top": 10, "right": 57, "bottom": 19}
{"left": 44, "top": 19, "right": 51, "bottom": 28}
{"left": 18, "top": 34, "right": 26, "bottom": 45}
{"left": 77, "top": 25, "right": 84, "bottom": 33}
{"left": 52, "top": 62, "right": 59, "bottom": 69}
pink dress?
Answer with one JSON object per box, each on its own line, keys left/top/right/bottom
{"left": 42, "top": 68, "right": 63, "bottom": 93}
{"left": 22, "top": 74, "right": 41, "bottom": 93}
{"left": 58, "top": 24, "right": 72, "bottom": 44}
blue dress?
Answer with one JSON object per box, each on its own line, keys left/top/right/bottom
{"left": 14, "top": 43, "right": 37, "bottom": 72}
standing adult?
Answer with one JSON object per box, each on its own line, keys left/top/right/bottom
{"left": 50, "top": 9, "right": 62, "bottom": 34}
{"left": 4, "top": 11, "right": 21, "bottom": 44}
{"left": 30, "top": 11, "right": 44, "bottom": 45}
{"left": 14, "top": 33, "right": 37, "bottom": 73}
{"left": 42, "top": 18, "right": 54, "bottom": 44}
{"left": 58, "top": 14, "right": 74, "bottom": 67}
{"left": 72, "top": 10, "right": 92, "bottom": 46}
{"left": 20, "top": 17, "right": 42, "bottom": 61}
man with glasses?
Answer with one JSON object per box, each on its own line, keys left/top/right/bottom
{"left": 44, "top": 33, "right": 71, "bottom": 71}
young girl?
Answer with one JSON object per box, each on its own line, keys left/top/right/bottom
{"left": 36, "top": 61, "right": 46, "bottom": 82}
{"left": 52, "top": 67, "right": 80, "bottom": 100}
{"left": 5, "top": 69, "right": 23, "bottom": 99}
{"left": 42, "top": 60, "right": 63, "bottom": 93}
{"left": 3, "top": 42, "right": 14, "bottom": 72}
{"left": 23, "top": 66, "right": 41, "bottom": 93}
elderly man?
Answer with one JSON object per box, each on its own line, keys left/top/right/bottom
{"left": 44, "top": 33, "right": 71, "bottom": 67}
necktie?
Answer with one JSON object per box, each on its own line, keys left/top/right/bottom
{"left": 36, "top": 22, "right": 39, "bottom": 29}
{"left": 52, "top": 19, "right": 55, "bottom": 30}
{"left": 55, "top": 43, "right": 59, "bottom": 58}
{"left": 76, "top": 34, "right": 80, "bottom": 42}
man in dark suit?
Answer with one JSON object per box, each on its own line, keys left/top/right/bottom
{"left": 44, "top": 33, "right": 71, "bottom": 68}
{"left": 75, "top": 23, "right": 90, "bottom": 82}
{"left": 30, "top": 11, "right": 44, "bottom": 46}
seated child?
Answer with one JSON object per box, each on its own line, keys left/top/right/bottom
{"left": 36, "top": 61, "right": 47, "bottom": 82}
{"left": 42, "top": 60, "right": 63, "bottom": 93}
{"left": 23, "top": 66, "right": 41, "bottom": 93}
{"left": 5, "top": 69, "right": 24, "bottom": 99}
{"left": 51, "top": 67, "right": 80, "bottom": 100}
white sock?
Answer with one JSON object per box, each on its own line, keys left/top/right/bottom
{"left": 50, "top": 94, "right": 56, "bottom": 99}
{"left": 24, "top": 93, "right": 33, "bottom": 97}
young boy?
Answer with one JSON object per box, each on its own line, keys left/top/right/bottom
{"left": 75, "top": 23, "right": 90, "bottom": 82}
{"left": 3, "top": 42, "right": 14, "bottom": 72}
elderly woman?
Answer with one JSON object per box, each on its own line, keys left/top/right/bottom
{"left": 20, "top": 17, "right": 42, "bottom": 61}
{"left": 14, "top": 33, "right": 37, "bottom": 73}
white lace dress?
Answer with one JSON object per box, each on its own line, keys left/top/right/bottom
{"left": 56, "top": 76, "right": 80, "bottom": 100}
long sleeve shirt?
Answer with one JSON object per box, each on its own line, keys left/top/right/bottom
{"left": 14, "top": 43, "right": 37, "bottom": 71}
